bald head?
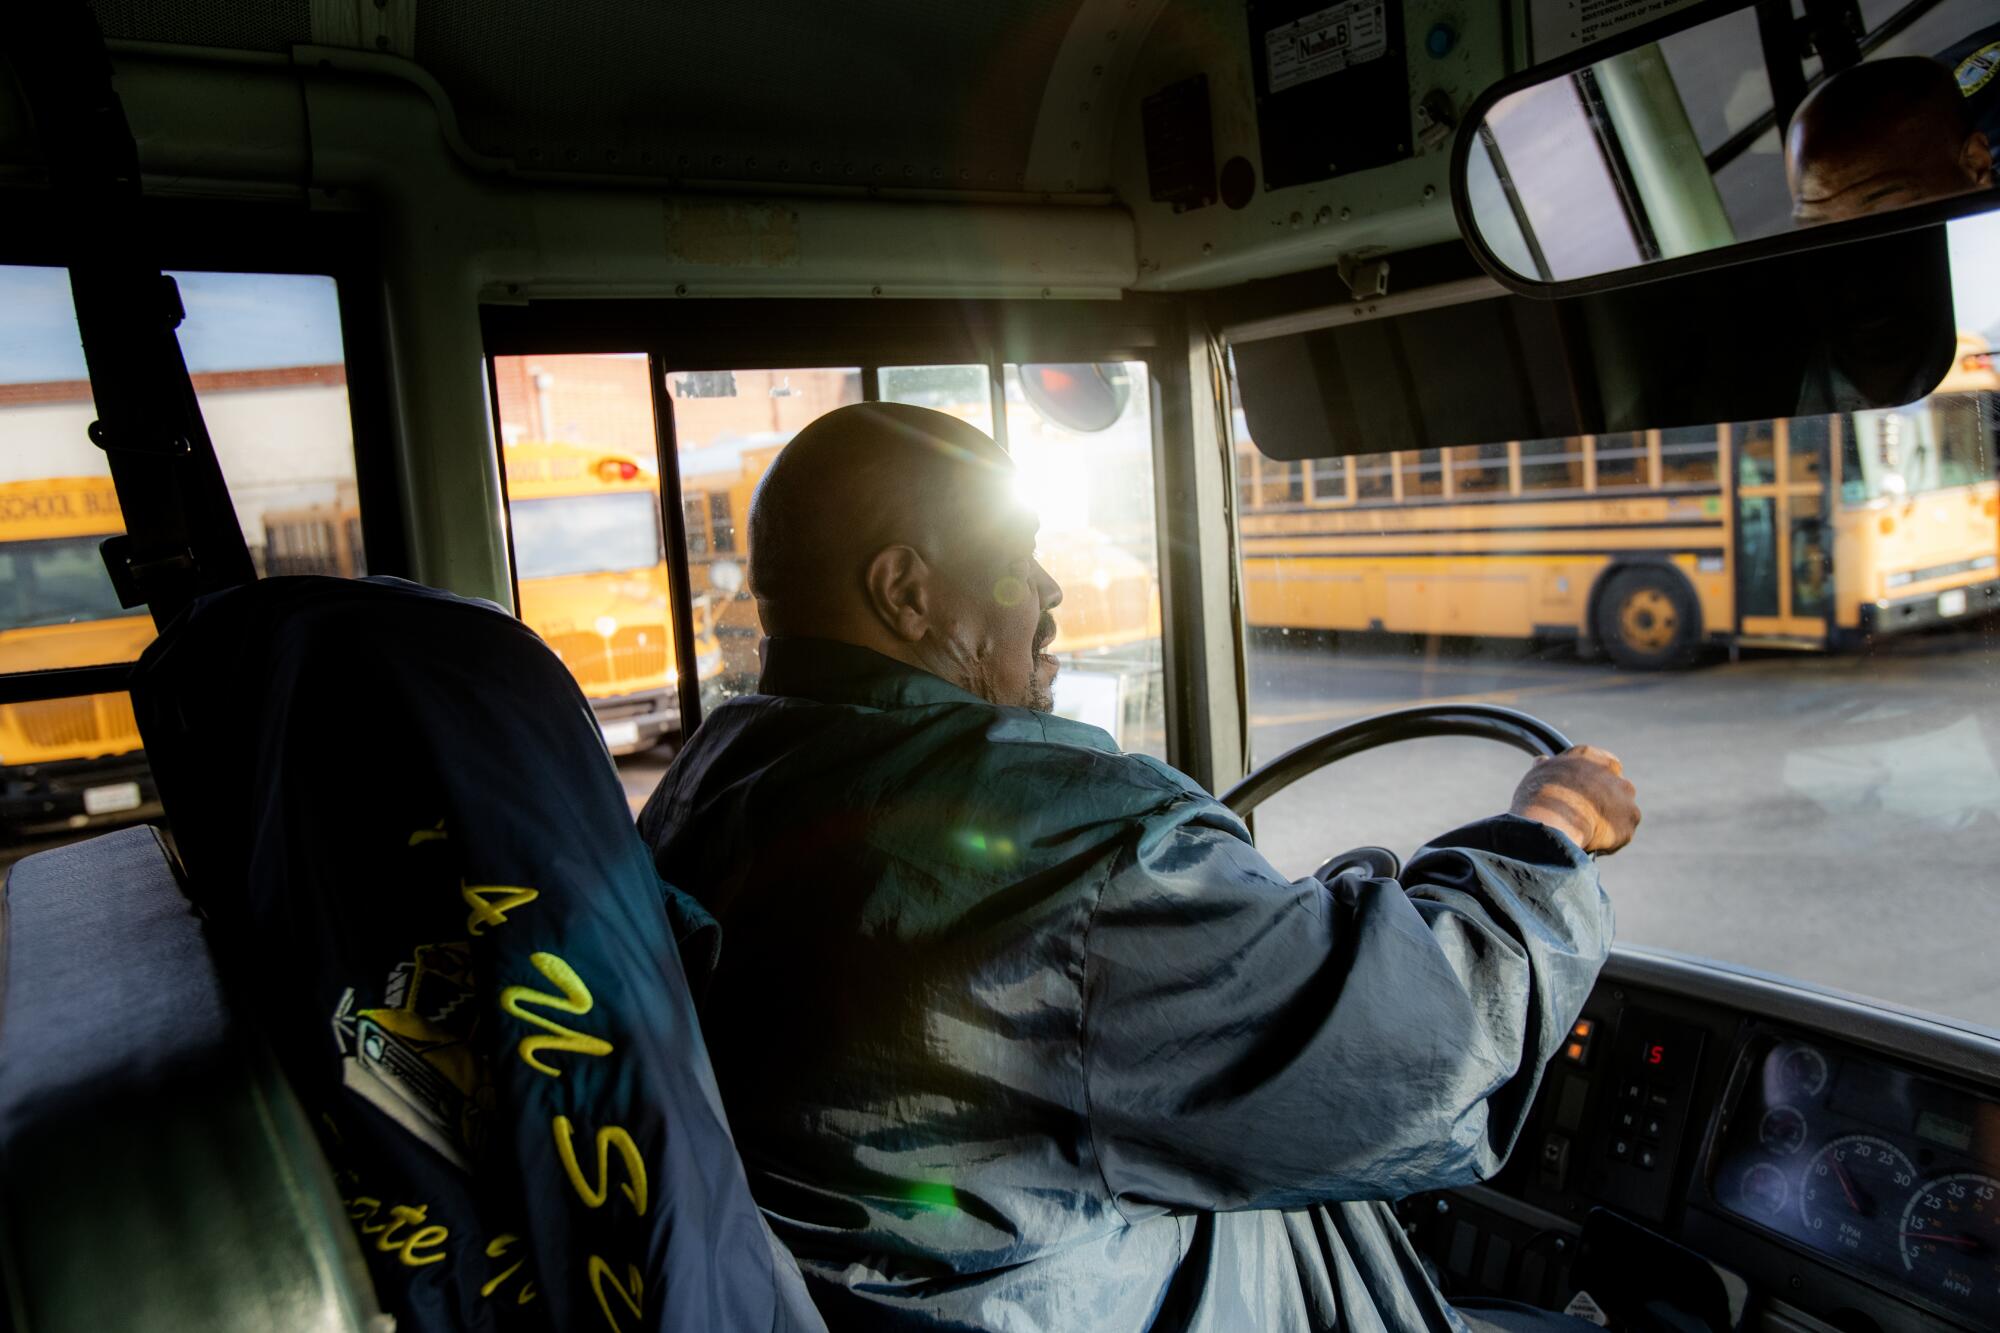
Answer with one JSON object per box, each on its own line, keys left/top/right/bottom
{"left": 749, "top": 402, "right": 1065, "bottom": 709}
{"left": 1788, "top": 57, "right": 1991, "bottom": 223}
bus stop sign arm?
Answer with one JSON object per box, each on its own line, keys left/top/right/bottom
{"left": 9, "top": 3, "right": 257, "bottom": 626}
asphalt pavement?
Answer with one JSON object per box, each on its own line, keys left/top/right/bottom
{"left": 615, "top": 624, "right": 2000, "bottom": 1031}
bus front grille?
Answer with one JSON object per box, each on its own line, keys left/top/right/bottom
{"left": 13, "top": 694, "right": 141, "bottom": 752}
{"left": 543, "top": 627, "right": 671, "bottom": 691}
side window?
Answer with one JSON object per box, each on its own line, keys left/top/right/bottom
{"left": 1659, "top": 425, "right": 1720, "bottom": 486}
{"left": 1592, "top": 432, "right": 1650, "bottom": 489}
{"left": 1259, "top": 459, "right": 1303, "bottom": 506}
{"left": 1399, "top": 449, "right": 1445, "bottom": 500}
{"left": 1, "top": 264, "right": 366, "bottom": 858}
{"left": 708, "top": 492, "right": 737, "bottom": 555}
{"left": 682, "top": 494, "right": 709, "bottom": 556}
{"left": 1355, "top": 450, "right": 1395, "bottom": 500}
{"left": 1449, "top": 443, "right": 1510, "bottom": 495}
{"left": 1309, "top": 455, "right": 1349, "bottom": 503}
{"left": 1518, "top": 437, "right": 1585, "bottom": 491}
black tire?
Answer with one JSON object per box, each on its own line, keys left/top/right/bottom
{"left": 1596, "top": 565, "right": 1700, "bottom": 670}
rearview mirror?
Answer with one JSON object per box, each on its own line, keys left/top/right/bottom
{"left": 1454, "top": 1, "right": 2000, "bottom": 292}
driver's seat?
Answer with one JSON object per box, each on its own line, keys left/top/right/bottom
{"left": 103, "top": 574, "right": 819, "bottom": 1330}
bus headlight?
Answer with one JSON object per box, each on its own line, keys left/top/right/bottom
{"left": 594, "top": 615, "right": 619, "bottom": 638}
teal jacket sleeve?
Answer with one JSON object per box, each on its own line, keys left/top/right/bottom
{"left": 1080, "top": 807, "right": 1612, "bottom": 1214}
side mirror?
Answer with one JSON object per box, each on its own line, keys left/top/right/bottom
{"left": 1019, "top": 364, "right": 1131, "bottom": 433}
{"left": 1453, "top": 2, "right": 2000, "bottom": 294}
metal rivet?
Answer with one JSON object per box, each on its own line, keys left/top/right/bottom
{"left": 871, "top": 285, "right": 883, "bottom": 296}
{"left": 1422, "top": 183, "right": 1436, "bottom": 201}
{"left": 711, "top": 155, "right": 723, "bottom": 168}
{"left": 674, "top": 284, "right": 688, "bottom": 296}
{"left": 1091, "top": 64, "right": 1103, "bottom": 77}
{"left": 778, "top": 159, "right": 789, "bottom": 171}
{"left": 1064, "top": 179, "right": 1075, "bottom": 190}
{"left": 873, "top": 163, "right": 885, "bottom": 176}
{"left": 1339, "top": 206, "right": 1352, "bottom": 221}
{"left": 1080, "top": 101, "right": 1091, "bottom": 113}
{"left": 1435, "top": 1198, "right": 1449, "bottom": 1213}
{"left": 1107, "top": 28, "right": 1119, "bottom": 40}
{"left": 639, "top": 150, "right": 654, "bottom": 165}
{"left": 1315, "top": 205, "right": 1333, "bottom": 224}
{"left": 1200, "top": 241, "right": 1213, "bottom": 255}
{"left": 1041, "top": 287, "right": 1052, "bottom": 298}
{"left": 1289, "top": 210, "right": 1303, "bottom": 228}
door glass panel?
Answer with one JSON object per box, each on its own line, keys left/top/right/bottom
{"left": 1737, "top": 496, "right": 1780, "bottom": 616}
{"left": 490, "top": 353, "right": 698, "bottom": 777}
{"left": 1789, "top": 496, "right": 1831, "bottom": 619}
{"left": 1786, "top": 417, "right": 1829, "bottom": 485}
{"left": 1, "top": 265, "right": 366, "bottom": 858}
{"left": 669, "top": 367, "right": 864, "bottom": 708}
{"left": 1004, "top": 362, "right": 1166, "bottom": 760}
{"left": 1734, "top": 421, "right": 1778, "bottom": 486}
{"left": 880, "top": 364, "right": 994, "bottom": 436}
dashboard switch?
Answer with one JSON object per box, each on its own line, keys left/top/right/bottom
{"left": 1609, "top": 1136, "right": 1633, "bottom": 1161}
{"left": 1539, "top": 1132, "right": 1572, "bottom": 1189}
{"left": 1637, "top": 1147, "right": 1659, "bottom": 1170}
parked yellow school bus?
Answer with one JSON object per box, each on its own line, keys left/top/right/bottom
{"left": 1237, "top": 334, "right": 2000, "bottom": 668}
{"left": 499, "top": 441, "right": 723, "bottom": 752}
{"left": 0, "top": 476, "right": 156, "bottom": 831}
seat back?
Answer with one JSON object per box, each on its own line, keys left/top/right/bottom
{"left": 0, "top": 825, "right": 383, "bottom": 1333}
{"left": 126, "top": 576, "right": 821, "bottom": 1332}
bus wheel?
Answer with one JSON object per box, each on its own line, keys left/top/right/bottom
{"left": 1597, "top": 566, "right": 1698, "bottom": 670}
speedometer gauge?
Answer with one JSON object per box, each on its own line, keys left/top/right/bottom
{"left": 1901, "top": 1174, "right": 2000, "bottom": 1308}
{"left": 1800, "top": 1135, "right": 1916, "bottom": 1265}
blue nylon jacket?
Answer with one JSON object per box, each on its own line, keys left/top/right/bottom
{"left": 638, "top": 638, "right": 1614, "bottom": 1331}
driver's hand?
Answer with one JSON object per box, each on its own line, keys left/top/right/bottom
{"left": 1510, "top": 746, "right": 1640, "bottom": 854}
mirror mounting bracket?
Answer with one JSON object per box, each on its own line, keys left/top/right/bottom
{"left": 1336, "top": 253, "right": 1389, "bottom": 302}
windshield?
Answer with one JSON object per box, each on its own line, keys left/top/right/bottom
{"left": 1843, "top": 395, "right": 1996, "bottom": 501}
{"left": 511, "top": 493, "right": 663, "bottom": 580}
{"left": 1232, "top": 212, "right": 2000, "bottom": 1032}
{"left": 0, "top": 537, "right": 130, "bottom": 632}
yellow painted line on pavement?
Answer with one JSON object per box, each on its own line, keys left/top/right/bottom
{"left": 1249, "top": 672, "right": 1649, "bottom": 729}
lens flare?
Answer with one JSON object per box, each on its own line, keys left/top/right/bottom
{"left": 992, "top": 575, "right": 1028, "bottom": 607}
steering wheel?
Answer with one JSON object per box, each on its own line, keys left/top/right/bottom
{"left": 1219, "top": 704, "right": 1572, "bottom": 883}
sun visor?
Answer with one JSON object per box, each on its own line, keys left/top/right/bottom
{"left": 1232, "top": 227, "right": 1956, "bottom": 461}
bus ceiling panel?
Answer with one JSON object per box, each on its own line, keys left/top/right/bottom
{"left": 1114, "top": 0, "right": 1512, "bottom": 292}
{"left": 89, "top": 0, "right": 1124, "bottom": 201}
{"left": 1234, "top": 225, "right": 1956, "bottom": 460}
{"left": 1450, "top": 0, "right": 2000, "bottom": 297}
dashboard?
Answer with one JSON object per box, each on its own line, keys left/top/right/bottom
{"left": 1706, "top": 1033, "right": 2000, "bottom": 1325}
{"left": 1400, "top": 950, "right": 2000, "bottom": 1332}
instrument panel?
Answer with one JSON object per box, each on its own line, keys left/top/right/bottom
{"left": 1708, "top": 1029, "right": 2000, "bottom": 1322}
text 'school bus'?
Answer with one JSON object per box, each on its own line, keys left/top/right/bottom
{"left": 1236, "top": 333, "right": 2000, "bottom": 669}
{"left": 0, "top": 476, "right": 156, "bottom": 832}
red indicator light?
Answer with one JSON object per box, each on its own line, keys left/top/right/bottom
{"left": 597, "top": 458, "right": 641, "bottom": 482}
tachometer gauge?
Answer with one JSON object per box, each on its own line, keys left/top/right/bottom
{"left": 1800, "top": 1135, "right": 1916, "bottom": 1264}
{"left": 1900, "top": 1173, "right": 2000, "bottom": 1309}
{"left": 1758, "top": 1105, "right": 1808, "bottom": 1156}
{"left": 1774, "top": 1044, "right": 1830, "bottom": 1099}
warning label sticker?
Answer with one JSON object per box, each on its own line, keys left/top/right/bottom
{"left": 1265, "top": 1, "right": 1389, "bottom": 95}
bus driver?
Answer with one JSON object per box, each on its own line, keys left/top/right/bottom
{"left": 639, "top": 403, "right": 1640, "bottom": 1332}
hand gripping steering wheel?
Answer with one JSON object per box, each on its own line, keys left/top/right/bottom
{"left": 1218, "top": 703, "right": 1572, "bottom": 883}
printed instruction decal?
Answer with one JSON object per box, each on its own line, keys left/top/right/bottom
{"left": 1265, "top": 1, "right": 1389, "bottom": 94}
{"left": 1530, "top": 0, "right": 1703, "bottom": 63}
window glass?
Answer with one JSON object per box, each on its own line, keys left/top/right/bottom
{"left": 881, "top": 365, "right": 994, "bottom": 437}
{"left": 1449, "top": 444, "right": 1510, "bottom": 495}
{"left": 1355, "top": 450, "right": 1395, "bottom": 500}
{"left": 670, "top": 367, "right": 864, "bottom": 710}
{"left": 1230, "top": 212, "right": 2000, "bottom": 1031}
{"left": 1310, "top": 455, "right": 1349, "bottom": 502}
{"left": 490, "top": 352, "right": 706, "bottom": 772}
{"left": 1518, "top": 437, "right": 1584, "bottom": 491}
{"left": 2, "top": 264, "right": 365, "bottom": 860}
{"left": 1399, "top": 449, "right": 1445, "bottom": 500}
{"left": 1004, "top": 362, "right": 1166, "bottom": 760}
{"left": 1592, "top": 432, "right": 1649, "bottom": 490}
{"left": 1259, "top": 459, "right": 1303, "bottom": 506}
{"left": 1659, "top": 425, "right": 1721, "bottom": 486}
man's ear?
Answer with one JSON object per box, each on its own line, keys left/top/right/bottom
{"left": 863, "top": 545, "right": 931, "bottom": 643}
{"left": 1962, "top": 130, "right": 1993, "bottom": 187}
